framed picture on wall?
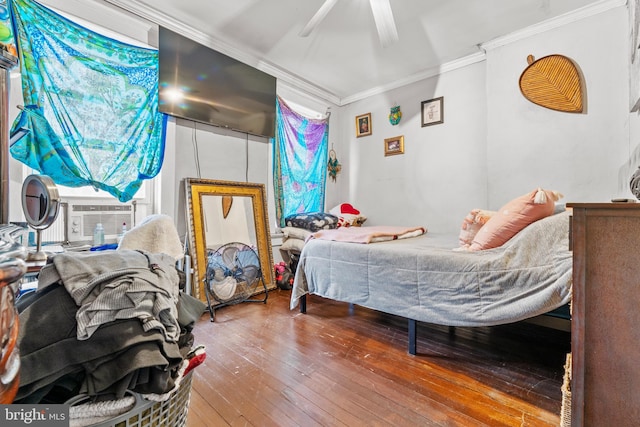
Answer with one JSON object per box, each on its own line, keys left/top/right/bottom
{"left": 355, "top": 113, "right": 372, "bottom": 137}
{"left": 384, "top": 135, "right": 404, "bottom": 156}
{"left": 421, "top": 96, "right": 444, "bottom": 127}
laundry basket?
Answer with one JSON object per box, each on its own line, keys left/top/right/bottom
{"left": 67, "top": 370, "right": 193, "bottom": 427}
{"left": 560, "top": 353, "right": 571, "bottom": 427}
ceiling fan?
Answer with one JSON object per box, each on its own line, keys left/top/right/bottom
{"left": 299, "top": 0, "right": 399, "bottom": 48}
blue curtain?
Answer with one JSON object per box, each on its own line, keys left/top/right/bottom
{"left": 9, "top": 0, "right": 166, "bottom": 202}
{"left": 273, "top": 96, "right": 329, "bottom": 227}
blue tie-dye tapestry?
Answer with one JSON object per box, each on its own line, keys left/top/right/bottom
{"left": 273, "top": 96, "right": 329, "bottom": 227}
{"left": 9, "top": 0, "right": 166, "bottom": 202}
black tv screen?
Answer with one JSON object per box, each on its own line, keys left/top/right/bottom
{"left": 158, "top": 27, "right": 277, "bottom": 138}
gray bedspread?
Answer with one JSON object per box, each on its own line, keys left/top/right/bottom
{"left": 290, "top": 211, "right": 572, "bottom": 327}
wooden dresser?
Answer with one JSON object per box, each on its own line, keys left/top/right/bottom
{"left": 568, "top": 203, "right": 640, "bottom": 426}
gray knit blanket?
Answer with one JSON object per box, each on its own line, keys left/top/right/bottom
{"left": 291, "top": 211, "right": 572, "bottom": 327}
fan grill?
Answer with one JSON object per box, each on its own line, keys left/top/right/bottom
{"left": 204, "top": 242, "right": 267, "bottom": 321}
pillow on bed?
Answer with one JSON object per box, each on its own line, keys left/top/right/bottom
{"left": 285, "top": 212, "right": 339, "bottom": 231}
{"left": 280, "top": 237, "right": 306, "bottom": 253}
{"left": 468, "top": 188, "right": 563, "bottom": 251}
{"left": 329, "top": 203, "right": 367, "bottom": 227}
{"left": 458, "top": 209, "right": 496, "bottom": 248}
{"left": 282, "top": 226, "right": 313, "bottom": 241}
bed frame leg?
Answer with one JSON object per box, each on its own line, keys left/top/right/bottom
{"left": 300, "top": 294, "right": 306, "bottom": 313}
{"left": 408, "top": 319, "right": 417, "bottom": 355}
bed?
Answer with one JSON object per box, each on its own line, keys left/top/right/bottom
{"left": 290, "top": 210, "right": 572, "bottom": 354}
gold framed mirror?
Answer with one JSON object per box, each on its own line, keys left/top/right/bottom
{"left": 185, "top": 178, "right": 275, "bottom": 302}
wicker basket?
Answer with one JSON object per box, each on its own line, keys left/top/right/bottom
{"left": 560, "top": 353, "right": 572, "bottom": 427}
{"left": 68, "top": 371, "right": 193, "bottom": 427}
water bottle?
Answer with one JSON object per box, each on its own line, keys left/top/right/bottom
{"left": 93, "top": 223, "right": 105, "bottom": 246}
{"left": 118, "top": 222, "right": 127, "bottom": 243}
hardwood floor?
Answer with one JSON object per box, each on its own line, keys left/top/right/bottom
{"left": 185, "top": 290, "right": 570, "bottom": 427}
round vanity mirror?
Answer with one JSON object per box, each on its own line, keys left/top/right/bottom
{"left": 21, "top": 175, "right": 60, "bottom": 261}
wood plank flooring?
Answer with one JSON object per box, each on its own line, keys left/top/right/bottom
{"left": 185, "top": 290, "right": 570, "bottom": 427}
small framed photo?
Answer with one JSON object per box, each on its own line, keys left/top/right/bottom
{"left": 384, "top": 135, "right": 404, "bottom": 156}
{"left": 355, "top": 113, "right": 372, "bottom": 137}
{"left": 421, "top": 96, "right": 444, "bottom": 127}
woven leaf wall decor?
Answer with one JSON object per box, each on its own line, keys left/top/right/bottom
{"left": 519, "top": 54, "right": 584, "bottom": 113}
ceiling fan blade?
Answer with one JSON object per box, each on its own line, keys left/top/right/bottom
{"left": 369, "top": 0, "right": 398, "bottom": 48}
{"left": 299, "top": 0, "right": 339, "bottom": 37}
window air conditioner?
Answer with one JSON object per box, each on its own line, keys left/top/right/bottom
{"left": 66, "top": 203, "right": 134, "bottom": 243}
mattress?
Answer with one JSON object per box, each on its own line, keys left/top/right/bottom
{"left": 290, "top": 211, "right": 572, "bottom": 327}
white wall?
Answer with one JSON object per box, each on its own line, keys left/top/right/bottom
{"left": 340, "top": 61, "right": 488, "bottom": 233}
{"left": 340, "top": 4, "right": 631, "bottom": 233}
{"left": 6, "top": 0, "right": 635, "bottom": 241}
{"left": 160, "top": 82, "right": 341, "bottom": 241}
{"left": 5, "top": 0, "right": 341, "bottom": 246}
{"left": 625, "top": 0, "right": 640, "bottom": 190}
{"left": 162, "top": 118, "right": 272, "bottom": 240}
{"left": 486, "top": 5, "right": 630, "bottom": 208}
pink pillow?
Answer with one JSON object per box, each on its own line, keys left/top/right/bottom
{"left": 468, "top": 188, "right": 562, "bottom": 251}
{"left": 458, "top": 209, "right": 496, "bottom": 248}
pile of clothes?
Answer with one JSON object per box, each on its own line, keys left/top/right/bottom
{"left": 15, "top": 215, "right": 206, "bottom": 409}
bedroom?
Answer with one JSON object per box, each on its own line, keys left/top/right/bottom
{"left": 0, "top": 0, "right": 637, "bottom": 425}
{"left": 6, "top": 0, "right": 635, "bottom": 233}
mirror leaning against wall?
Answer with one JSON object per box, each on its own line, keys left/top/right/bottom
{"left": 184, "top": 178, "right": 275, "bottom": 303}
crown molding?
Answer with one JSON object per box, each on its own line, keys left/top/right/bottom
{"left": 100, "top": 0, "right": 341, "bottom": 105}
{"left": 480, "top": 0, "right": 626, "bottom": 51}
{"left": 340, "top": 52, "right": 486, "bottom": 105}
{"left": 102, "top": 0, "right": 625, "bottom": 107}
{"left": 343, "top": 0, "right": 625, "bottom": 105}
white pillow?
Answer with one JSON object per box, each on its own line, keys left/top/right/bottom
{"left": 329, "top": 203, "right": 367, "bottom": 227}
{"left": 280, "top": 238, "right": 305, "bottom": 253}
{"left": 282, "top": 226, "right": 312, "bottom": 241}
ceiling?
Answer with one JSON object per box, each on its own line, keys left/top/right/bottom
{"left": 102, "top": 0, "right": 611, "bottom": 105}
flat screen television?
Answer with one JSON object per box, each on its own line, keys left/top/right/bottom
{"left": 158, "top": 27, "right": 277, "bottom": 138}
